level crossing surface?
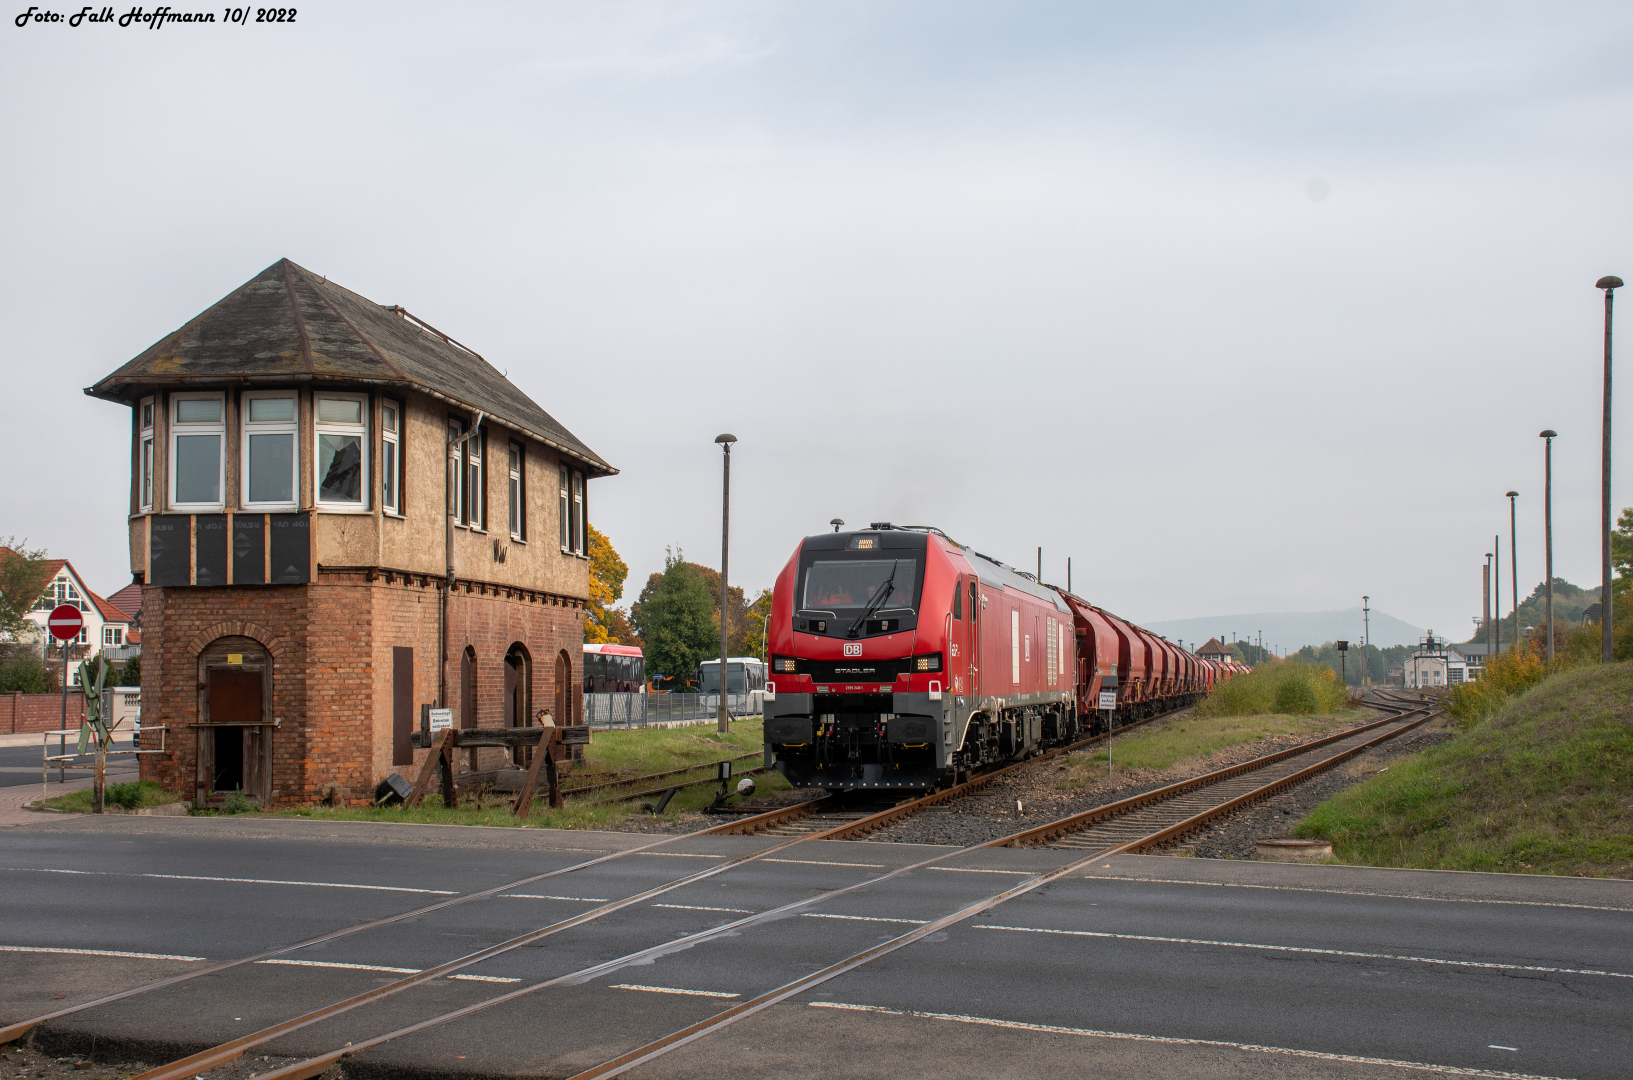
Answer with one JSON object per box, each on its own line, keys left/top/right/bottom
{"left": 0, "top": 816, "right": 1628, "bottom": 1080}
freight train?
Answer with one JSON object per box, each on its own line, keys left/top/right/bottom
{"left": 762, "top": 524, "right": 1245, "bottom": 792}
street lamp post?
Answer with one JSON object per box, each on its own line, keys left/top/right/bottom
{"left": 1506, "top": 492, "right": 1519, "bottom": 652}
{"left": 1484, "top": 554, "right": 1493, "bottom": 661}
{"left": 1494, "top": 533, "right": 1501, "bottom": 656}
{"left": 1597, "top": 276, "right": 1622, "bottom": 664}
{"left": 1541, "top": 430, "right": 1558, "bottom": 664}
{"left": 1362, "top": 596, "right": 1370, "bottom": 685}
{"left": 715, "top": 434, "right": 737, "bottom": 733}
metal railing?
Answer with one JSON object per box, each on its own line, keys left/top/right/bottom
{"left": 583, "top": 692, "right": 761, "bottom": 730}
{"left": 103, "top": 646, "right": 141, "bottom": 662}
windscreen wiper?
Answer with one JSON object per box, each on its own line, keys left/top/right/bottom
{"left": 846, "top": 560, "right": 899, "bottom": 639}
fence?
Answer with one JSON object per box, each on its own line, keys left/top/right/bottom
{"left": 583, "top": 692, "right": 761, "bottom": 730}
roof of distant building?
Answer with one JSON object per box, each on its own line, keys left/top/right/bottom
{"left": 84, "top": 258, "right": 613, "bottom": 476}
{"left": 105, "top": 583, "right": 142, "bottom": 619}
{"left": 1197, "top": 637, "right": 1229, "bottom": 656}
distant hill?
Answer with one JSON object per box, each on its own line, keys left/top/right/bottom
{"left": 1468, "top": 579, "right": 1598, "bottom": 644}
{"left": 1139, "top": 608, "right": 1426, "bottom": 651}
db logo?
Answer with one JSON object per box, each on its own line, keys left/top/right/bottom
{"left": 843, "top": 643, "right": 862, "bottom": 656}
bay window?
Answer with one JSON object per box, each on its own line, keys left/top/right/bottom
{"left": 315, "top": 393, "right": 368, "bottom": 509}
{"left": 242, "top": 391, "right": 298, "bottom": 510}
{"left": 169, "top": 392, "right": 225, "bottom": 511}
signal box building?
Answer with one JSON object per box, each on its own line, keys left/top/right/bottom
{"left": 86, "top": 259, "right": 615, "bottom": 807}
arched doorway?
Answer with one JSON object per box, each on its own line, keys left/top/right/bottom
{"left": 504, "top": 643, "right": 531, "bottom": 767}
{"left": 196, "top": 636, "right": 273, "bottom": 804}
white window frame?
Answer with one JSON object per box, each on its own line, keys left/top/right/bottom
{"left": 508, "top": 441, "right": 524, "bottom": 540}
{"left": 559, "top": 465, "right": 570, "bottom": 550}
{"left": 466, "top": 429, "right": 486, "bottom": 531}
{"left": 241, "top": 390, "right": 300, "bottom": 511}
{"left": 381, "top": 400, "right": 401, "bottom": 516}
{"left": 138, "top": 396, "right": 155, "bottom": 512}
{"left": 571, "top": 469, "right": 585, "bottom": 555}
{"left": 314, "top": 392, "right": 370, "bottom": 511}
{"left": 1011, "top": 609, "right": 1021, "bottom": 684}
{"left": 104, "top": 627, "right": 123, "bottom": 647}
{"left": 168, "top": 391, "right": 226, "bottom": 512}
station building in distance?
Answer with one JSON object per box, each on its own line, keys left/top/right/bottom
{"left": 86, "top": 259, "right": 615, "bottom": 807}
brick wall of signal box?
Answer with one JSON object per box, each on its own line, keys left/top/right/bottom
{"left": 138, "top": 576, "right": 587, "bottom": 808}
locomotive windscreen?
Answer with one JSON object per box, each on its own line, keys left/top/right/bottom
{"left": 802, "top": 560, "right": 919, "bottom": 611}
{"left": 796, "top": 531, "right": 927, "bottom": 616}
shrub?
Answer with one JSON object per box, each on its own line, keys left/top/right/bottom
{"left": 220, "top": 788, "right": 256, "bottom": 814}
{"left": 0, "top": 649, "right": 53, "bottom": 694}
{"left": 1445, "top": 642, "right": 1549, "bottom": 725}
{"left": 1197, "top": 661, "right": 1350, "bottom": 717}
{"left": 116, "top": 652, "right": 141, "bottom": 687}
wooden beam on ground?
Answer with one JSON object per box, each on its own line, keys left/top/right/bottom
{"left": 404, "top": 730, "right": 449, "bottom": 808}
{"left": 512, "top": 727, "right": 562, "bottom": 818}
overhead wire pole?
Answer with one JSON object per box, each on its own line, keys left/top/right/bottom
{"left": 1508, "top": 492, "right": 1520, "bottom": 652}
{"left": 1597, "top": 276, "right": 1622, "bottom": 665}
{"left": 715, "top": 434, "right": 737, "bottom": 733}
{"left": 1541, "top": 430, "right": 1557, "bottom": 664}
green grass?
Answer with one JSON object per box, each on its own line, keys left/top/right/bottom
{"left": 1058, "top": 709, "right": 1369, "bottom": 785}
{"left": 271, "top": 718, "right": 789, "bottom": 830}
{"left": 43, "top": 780, "right": 179, "bottom": 813}
{"left": 1196, "top": 661, "right": 1353, "bottom": 717}
{"left": 1294, "top": 662, "right": 1633, "bottom": 878}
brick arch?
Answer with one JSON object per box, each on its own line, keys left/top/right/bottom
{"left": 183, "top": 621, "right": 290, "bottom": 659}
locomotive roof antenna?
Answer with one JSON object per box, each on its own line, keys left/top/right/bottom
{"left": 830, "top": 518, "right": 844, "bottom": 533}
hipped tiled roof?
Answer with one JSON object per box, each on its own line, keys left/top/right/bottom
{"left": 85, "top": 259, "right": 613, "bottom": 475}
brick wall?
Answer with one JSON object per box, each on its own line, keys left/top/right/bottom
{"left": 3, "top": 693, "right": 81, "bottom": 734}
{"left": 138, "top": 573, "right": 587, "bottom": 808}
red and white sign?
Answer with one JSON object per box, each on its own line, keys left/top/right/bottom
{"left": 47, "top": 604, "right": 83, "bottom": 641}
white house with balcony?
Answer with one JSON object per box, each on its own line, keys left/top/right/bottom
{"left": 17, "top": 556, "right": 138, "bottom": 684}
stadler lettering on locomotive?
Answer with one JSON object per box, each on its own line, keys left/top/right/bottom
{"left": 762, "top": 524, "right": 1244, "bottom": 792}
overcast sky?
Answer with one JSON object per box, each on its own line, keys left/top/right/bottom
{"left": 3, "top": 2, "right": 1631, "bottom": 642}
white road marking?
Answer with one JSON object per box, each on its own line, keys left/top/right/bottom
{"left": 928, "top": 867, "right": 1036, "bottom": 875}
{"left": 257, "top": 959, "right": 420, "bottom": 973}
{"left": 654, "top": 903, "right": 756, "bottom": 913}
{"left": 1491, "top": 1046, "right": 1520, "bottom": 1052}
{"left": 801, "top": 913, "right": 928, "bottom": 925}
{"left": 807, "top": 1002, "right": 1573, "bottom": 1080}
{"left": 448, "top": 974, "right": 521, "bottom": 983}
{"left": 975, "top": 925, "right": 1633, "bottom": 980}
{"left": 763, "top": 859, "right": 885, "bottom": 868}
{"left": 505, "top": 894, "right": 611, "bottom": 902}
{"left": 0, "top": 945, "right": 204, "bottom": 962}
{"left": 636, "top": 853, "right": 726, "bottom": 859}
{"left": 5, "top": 867, "right": 455, "bottom": 894}
{"left": 611, "top": 984, "right": 739, "bottom": 998}
{"left": 1078, "top": 873, "right": 1633, "bottom": 914}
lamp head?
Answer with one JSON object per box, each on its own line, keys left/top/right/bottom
{"left": 715, "top": 433, "right": 737, "bottom": 446}
{"left": 829, "top": 518, "right": 845, "bottom": 532}
{"left": 1540, "top": 429, "right": 1557, "bottom": 439}
{"left": 1506, "top": 490, "right": 1519, "bottom": 498}
{"left": 1597, "top": 276, "right": 1624, "bottom": 291}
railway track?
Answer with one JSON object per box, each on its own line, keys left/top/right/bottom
{"left": 223, "top": 696, "right": 1438, "bottom": 1080}
{"left": 6, "top": 697, "right": 1433, "bottom": 1080}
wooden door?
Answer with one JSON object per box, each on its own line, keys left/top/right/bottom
{"left": 554, "top": 652, "right": 569, "bottom": 726}
{"left": 207, "top": 667, "right": 266, "bottom": 799}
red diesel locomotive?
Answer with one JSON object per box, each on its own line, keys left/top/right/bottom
{"left": 763, "top": 524, "right": 1238, "bottom": 791}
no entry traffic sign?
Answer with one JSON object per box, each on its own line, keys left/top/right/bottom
{"left": 48, "top": 603, "right": 83, "bottom": 641}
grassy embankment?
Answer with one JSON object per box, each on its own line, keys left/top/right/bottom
{"left": 1295, "top": 659, "right": 1633, "bottom": 877}
{"left": 43, "top": 780, "right": 179, "bottom": 814}
{"left": 1060, "top": 662, "right": 1366, "bottom": 786}
{"left": 45, "top": 719, "right": 789, "bottom": 828}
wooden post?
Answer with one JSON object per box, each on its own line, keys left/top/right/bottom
{"left": 405, "top": 730, "right": 449, "bottom": 808}
{"left": 512, "top": 727, "right": 561, "bottom": 818}
{"left": 439, "top": 735, "right": 457, "bottom": 809}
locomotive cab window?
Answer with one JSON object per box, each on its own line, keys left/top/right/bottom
{"left": 952, "top": 583, "right": 962, "bottom": 620}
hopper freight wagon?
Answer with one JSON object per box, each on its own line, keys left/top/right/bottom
{"left": 762, "top": 524, "right": 1237, "bottom": 792}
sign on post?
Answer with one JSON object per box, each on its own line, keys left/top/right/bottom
{"left": 47, "top": 604, "right": 83, "bottom": 641}
{"left": 427, "top": 708, "right": 453, "bottom": 732}
{"left": 1097, "top": 690, "right": 1117, "bottom": 711}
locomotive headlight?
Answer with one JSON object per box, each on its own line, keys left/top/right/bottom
{"left": 913, "top": 653, "right": 942, "bottom": 672}
{"left": 773, "top": 656, "right": 798, "bottom": 673}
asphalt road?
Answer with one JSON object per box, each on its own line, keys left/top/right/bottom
{"left": 0, "top": 744, "right": 139, "bottom": 789}
{"left": 1, "top": 816, "right": 1629, "bottom": 1080}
